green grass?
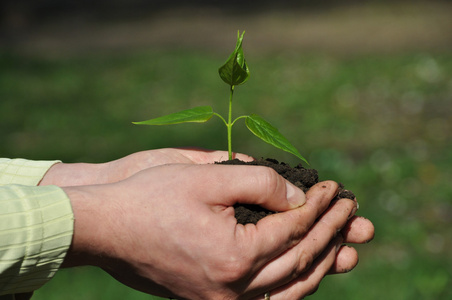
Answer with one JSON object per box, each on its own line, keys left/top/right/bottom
{"left": 1, "top": 49, "right": 451, "bottom": 299}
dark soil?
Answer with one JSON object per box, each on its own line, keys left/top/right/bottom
{"left": 217, "top": 158, "right": 355, "bottom": 225}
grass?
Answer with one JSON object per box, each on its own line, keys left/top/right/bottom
{"left": 1, "top": 48, "right": 451, "bottom": 299}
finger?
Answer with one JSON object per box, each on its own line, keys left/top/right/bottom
{"left": 328, "top": 245, "right": 359, "bottom": 274}
{"left": 250, "top": 181, "right": 340, "bottom": 255}
{"left": 173, "top": 147, "right": 255, "bottom": 163}
{"left": 244, "top": 197, "right": 356, "bottom": 293}
{"left": 206, "top": 164, "right": 307, "bottom": 211}
{"left": 250, "top": 180, "right": 341, "bottom": 251}
{"left": 341, "top": 216, "right": 375, "bottom": 244}
{"left": 261, "top": 237, "right": 343, "bottom": 300}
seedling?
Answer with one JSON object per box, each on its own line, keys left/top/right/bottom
{"left": 134, "top": 31, "right": 308, "bottom": 164}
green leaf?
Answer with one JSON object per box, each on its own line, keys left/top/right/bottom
{"left": 245, "top": 114, "right": 309, "bottom": 164}
{"left": 218, "top": 31, "right": 250, "bottom": 86}
{"left": 133, "top": 106, "right": 214, "bottom": 125}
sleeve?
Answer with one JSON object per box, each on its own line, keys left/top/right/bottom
{"left": 0, "top": 159, "right": 74, "bottom": 295}
{"left": 0, "top": 158, "right": 61, "bottom": 186}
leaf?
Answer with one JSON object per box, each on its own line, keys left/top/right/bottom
{"left": 133, "top": 106, "right": 214, "bottom": 125}
{"left": 218, "top": 31, "right": 250, "bottom": 86}
{"left": 245, "top": 114, "right": 309, "bottom": 164}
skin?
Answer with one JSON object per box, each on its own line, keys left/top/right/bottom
{"left": 35, "top": 148, "right": 374, "bottom": 300}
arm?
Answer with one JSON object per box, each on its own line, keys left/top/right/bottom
{"left": 1, "top": 151, "right": 374, "bottom": 299}
{"left": 0, "top": 150, "right": 261, "bottom": 297}
{"left": 0, "top": 148, "right": 256, "bottom": 296}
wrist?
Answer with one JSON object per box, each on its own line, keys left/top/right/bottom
{"left": 61, "top": 185, "right": 112, "bottom": 268}
{"left": 39, "top": 162, "right": 109, "bottom": 187}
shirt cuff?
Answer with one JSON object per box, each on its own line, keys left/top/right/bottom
{"left": 0, "top": 159, "right": 61, "bottom": 186}
{"left": 0, "top": 185, "right": 74, "bottom": 295}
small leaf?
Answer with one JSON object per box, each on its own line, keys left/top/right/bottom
{"left": 133, "top": 106, "right": 214, "bottom": 125}
{"left": 218, "top": 31, "right": 250, "bottom": 86}
{"left": 245, "top": 114, "right": 309, "bottom": 164}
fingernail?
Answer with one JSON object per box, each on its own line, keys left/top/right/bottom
{"left": 348, "top": 202, "right": 359, "bottom": 220}
{"left": 333, "top": 235, "right": 344, "bottom": 252}
{"left": 286, "top": 182, "right": 306, "bottom": 208}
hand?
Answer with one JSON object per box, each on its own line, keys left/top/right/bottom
{"left": 39, "top": 148, "right": 253, "bottom": 187}
{"left": 62, "top": 163, "right": 373, "bottom": 299}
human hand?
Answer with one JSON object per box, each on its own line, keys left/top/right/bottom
{"left": 62, "top": 163, "right": 373, "bottom": 299}
{"left": 39, "top": 148, "right": 253, "bottom": 187}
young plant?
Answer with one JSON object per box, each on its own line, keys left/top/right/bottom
{"left": 133, "top": 31, "right": 308, "bottom": 164}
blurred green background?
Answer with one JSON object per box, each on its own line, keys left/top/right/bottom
{"left": 1, "top": 0, "right": 452, "bottom": 299}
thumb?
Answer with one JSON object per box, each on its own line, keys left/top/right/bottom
{"left": 212, "top": 165, "right": 306, "bottom": 212}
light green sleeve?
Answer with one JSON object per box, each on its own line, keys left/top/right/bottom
{"left": 0, "top": 158, "right": 61, "bottom": 186}
{"left": 0, "top": 159, "right": 74, "bottom": 295}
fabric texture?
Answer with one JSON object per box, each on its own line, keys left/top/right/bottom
{"left": 0, "top": 159, "right": 74, "bottom": 296}
{"left": 0, "top": 159, "right": 60, "bottom": 186}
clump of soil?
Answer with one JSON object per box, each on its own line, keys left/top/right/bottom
{"left": 217, "top": 158, "right": 355, "bottom": 225}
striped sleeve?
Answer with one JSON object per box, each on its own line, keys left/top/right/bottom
{"left": 0, "top": 158, "right": 61, "bottom": 186}
{"left": 0, "top": 158, "right": 74, "bottom": 295}
{"left": 0, "top": 184, "right": 74, "bottom": 295}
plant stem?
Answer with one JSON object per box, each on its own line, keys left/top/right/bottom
{"left": 213, "top": 113, "right": 227, "bottom": 126}
{"left": 231, "top": 115, "right": 247, "bottom": 126}
{"left": 228, "top": 85, "right": 235, "bottom": 160}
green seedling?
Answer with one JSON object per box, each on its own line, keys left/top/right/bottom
{"left": 134, "top": 31, "right": 308, "bottom": 164}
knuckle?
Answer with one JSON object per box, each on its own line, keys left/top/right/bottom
{"left": 291, "top": 249, "right": 314, "bottom": 278}
{"left": 319, "top": 218, "right": 341, "bottom": 237}
{"left": 212, "top": 253, "right": 250, "bottom": 284}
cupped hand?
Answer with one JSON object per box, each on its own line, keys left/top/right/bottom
{"left": 39, "top": 148, "right": 253, "bottom": 187}
{"left": 248, "top": 200, "right": 374, "bottom": 299}
{"left": 104, "top": 148, "right": 254, "bottom": 183}
{"left": 62, "top": 163, "right": 374, "bottom": 300}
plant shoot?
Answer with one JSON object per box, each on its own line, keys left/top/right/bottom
{"left": 134, "top": 31, "right": 308, "bottom": 164}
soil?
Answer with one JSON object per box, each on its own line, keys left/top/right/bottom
{"left": 217, "top": 158, "right": 355, "bottom": 225}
